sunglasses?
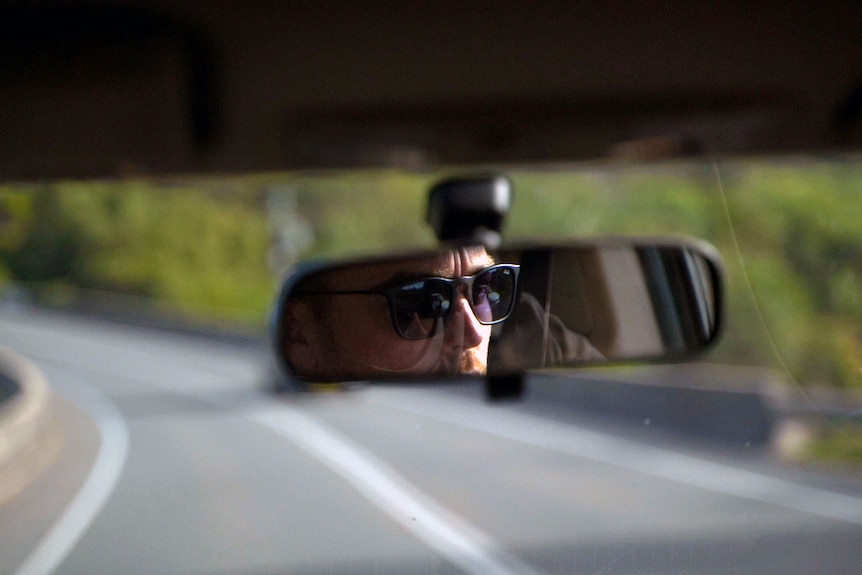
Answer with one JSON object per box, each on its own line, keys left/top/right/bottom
{"left": 297, "top": 264, "right": 520, "bottom": 340}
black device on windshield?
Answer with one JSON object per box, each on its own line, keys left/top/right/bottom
{"left": 426, "top": 174, "right": 512, "bottom": 249}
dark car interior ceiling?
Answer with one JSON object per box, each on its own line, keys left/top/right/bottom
{"left": 2, "top": 1, "right": 862, "bottom": 180}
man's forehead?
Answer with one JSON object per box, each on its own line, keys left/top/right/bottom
{"left": 337, "top": 248, "right": 493, "bottom": 287}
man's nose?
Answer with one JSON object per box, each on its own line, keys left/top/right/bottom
{"left": 448, "top": 294, "right": 485, "bottom": 348}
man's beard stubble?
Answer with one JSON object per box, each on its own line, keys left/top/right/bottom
{"left": 458, "top": 349, "right": 487, "bottom": 376}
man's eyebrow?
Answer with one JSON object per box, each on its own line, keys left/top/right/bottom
{"left": 374, "top": 259, "right": 497, "bottom": 289}
{"left": 373, "top": 269, "right": 443, "bottom": 289}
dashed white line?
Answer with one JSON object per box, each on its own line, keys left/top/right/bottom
{"left": 7, "top": 328, "right": 548, "bottom": 575}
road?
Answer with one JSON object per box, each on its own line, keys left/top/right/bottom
{"left": 1, "top": 307, "right": 862, "bottom": 575}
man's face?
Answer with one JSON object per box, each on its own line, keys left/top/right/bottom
{"left": 286, "top": 247, "right": 496, "bottom": 378}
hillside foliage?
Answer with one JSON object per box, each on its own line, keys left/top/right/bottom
{"left": 1, "top": 159, "right": 860, "bottom": 388}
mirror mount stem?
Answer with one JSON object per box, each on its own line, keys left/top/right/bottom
{"left": 485, "top": 372, "right": 526, "bottom": 402}
{"left": 428, "top": 175, "right": 527, "bottom": 399}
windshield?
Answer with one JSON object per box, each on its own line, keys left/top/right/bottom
{"left": 1, "top": 158, "right": 861, "bottom": 574}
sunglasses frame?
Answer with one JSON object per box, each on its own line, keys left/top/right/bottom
{"left": 382, "top": 263, "right": 520, "bottom": 339}
{"left": 296, "top": 264, "right": 520, "bottom": 340}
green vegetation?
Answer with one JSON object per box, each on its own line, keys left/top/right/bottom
{"left": 806, "top": 424, "right": 862, "bottom": 464}
{"left": 506, "top": 160, "right": 862, "bottom": 390}
{"left": 0, "top": 180, "right": 274, "bottom": 324}
{"left": 1, "top": 159, "right": 861, "bottom": 391}
{"left": 0, "top": 171, "right": 436, "bottom": 326}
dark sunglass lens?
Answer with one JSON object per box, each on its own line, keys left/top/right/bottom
{"left": 472, "top": 266, "right": 517, "bottom": 323}
{"left": 391, "top": 280, "right": 452, "bottom": 339}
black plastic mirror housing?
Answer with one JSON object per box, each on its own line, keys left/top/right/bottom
{"left": 272, "top": 237, "right": 724, "bottom": 384}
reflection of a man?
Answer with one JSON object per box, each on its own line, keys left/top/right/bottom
{"left": 490, "top": 248, "right": 605, "bottom": 371}
{"left": 492, "top": 292, "right": 605, "bottom": 369}
{"left": 282, "top": 247, "right": 520, "bottom": 379}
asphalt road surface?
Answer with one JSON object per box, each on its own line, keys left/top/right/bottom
{"left": 2, "top": 307, "right": 862, "bottom": 575}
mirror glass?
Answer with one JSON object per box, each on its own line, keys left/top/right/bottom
{"left": 274, "top": 239, "right": 722, "bottom": 382}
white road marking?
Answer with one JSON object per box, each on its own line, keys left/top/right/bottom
{"left": 4, "top": 313, "right": 548, "bottom": 575}
{"left": 249, "top": 404, "right": 547, "bottom": 575}
{"left": 368, "top": 388, "right": 862, "bottom": 526}
{"left": 12, "top": 372, "right": 129, "bottom": 575}
{"left": 9, "top": 312, "right": 862, "bottom": 574}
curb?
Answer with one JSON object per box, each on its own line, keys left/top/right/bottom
{"left": 0, "top": 347, "right": 60, "bottom": 505}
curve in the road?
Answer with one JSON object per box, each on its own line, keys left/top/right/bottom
{"left": 12, "top": 372, "right": 129, "bottom": 575}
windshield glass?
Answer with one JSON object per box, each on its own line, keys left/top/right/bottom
{"left": 1, "top": 157, "right": 861, "bottom": 574}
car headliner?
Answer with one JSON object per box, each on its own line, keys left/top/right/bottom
{"left": 2, "top": 0, "right": 861, "bottom": 180}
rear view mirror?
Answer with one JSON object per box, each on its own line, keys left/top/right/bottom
{"left": 273, "top": 238, "right": 723, "bottom": 382}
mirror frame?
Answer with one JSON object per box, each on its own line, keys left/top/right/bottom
{"left": 271, "top": 236, "right": 725, "bottom": 384}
